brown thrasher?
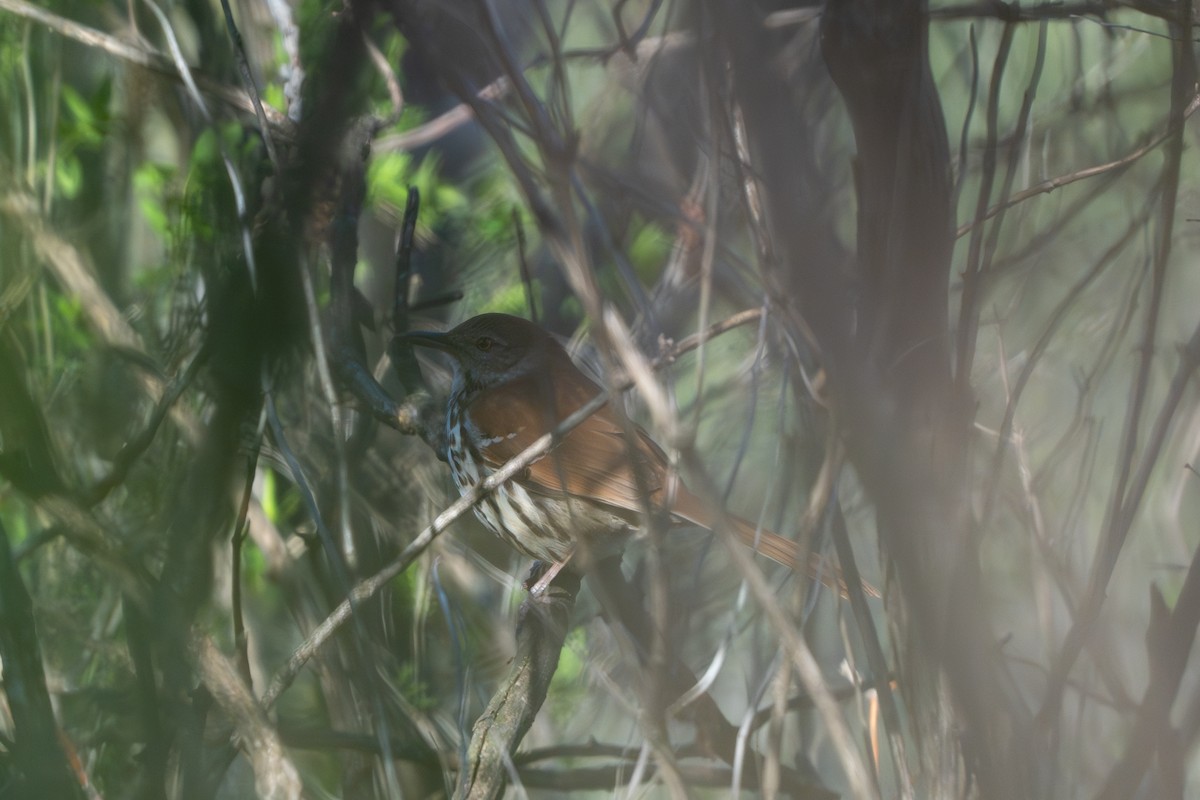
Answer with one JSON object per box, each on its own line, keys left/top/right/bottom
{"left": 405, "top": 313, "right": 844, "bottom": 592}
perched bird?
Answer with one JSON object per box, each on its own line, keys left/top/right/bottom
{"left": 404, "top": 313, "right": 849, "bottom": 593}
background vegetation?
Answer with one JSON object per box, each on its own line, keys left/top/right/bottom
{"left": 1, "top": 0, "right": 1199, "bottom": 797}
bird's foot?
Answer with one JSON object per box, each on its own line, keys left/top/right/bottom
{"left": 525, "top": 557, "right": 572, "bottom": 597}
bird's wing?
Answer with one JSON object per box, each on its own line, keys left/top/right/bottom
{"left": 465, "top": 372, "right": 878, "bottom": 595}
{"left": 465, "top": 373, "right": 668, "bottom": 515}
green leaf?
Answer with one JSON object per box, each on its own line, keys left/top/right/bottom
{"left": 133, "top": 162, "right": 175, "bottom": 236}
{"left": 54, "top": 153, "right": 83, "bottom": 199}
{"left": 367, "top": 151, "right": 414, "bottom": 210}
{"left": 60, "top": 85, "right": 104, "bottom": 146}
{"left": 263, "top": 83, "right": 286, "bottom": 114}
{"left": 51, "top": 293, "right": 90, "bottom": 352}
{"left": 4, "top": 508, "right": 29, "bottom": 547}
{"left": 262, "top": 468, "right": 279, "bottom": 523}
{"left": 189, "top": 122, "right": 245, "bottom": 168}
{"left": 243, "top": 543, "right": 266, "bottom": 592}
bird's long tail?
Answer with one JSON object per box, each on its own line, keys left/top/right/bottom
{"left": 671, "top": 488, "right": 879, "bottom": 598}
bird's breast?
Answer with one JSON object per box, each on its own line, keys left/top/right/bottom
{"left": 445, "top": 401, "right": 482, "bottom": 490}
{"left": 444, "top": 391, "right": 630, "bottom": 563}
{"left": 445, "top": 399, "right": 529, "bottom": 493}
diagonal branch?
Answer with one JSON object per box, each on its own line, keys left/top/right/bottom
{"left": 263, "top": 309, "right": 765, "bottom": 708}
{"left": 0, "top": 0, "right": 293, "bottom": 138}
{"left": 455, "top": 581, "right": 578, "bottom": 800}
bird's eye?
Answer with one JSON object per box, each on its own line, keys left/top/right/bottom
{"left": 475, "top": 336, "right": 493, "bottom": 352}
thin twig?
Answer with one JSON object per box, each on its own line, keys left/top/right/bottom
{"left": 1039, "top": 3, "right": 1196, "bottom": 724}
{"left": 955, "top": 20, "right": 1014, "bottom": 387}
{"left": 84, "top": 345, "right": 209, "bottom": 506}
{"left": 216, "top": 0, "right": 279, "bottom": 167}
{"left": 372, "top": 77, "right": 510, "bottom": 153}
{"left": 0, "top": 192, "right": 203, "bottom": 444}
{"left": 955, "top": 91, "right": 1200, "bottom": 238}
{"left": 261, "top": 309, "right": 763, "bottom": 708}
{"left": 0, "top": 0, "right": 293, "bottom": 137}
{"left": 141, "top": 0, "right": 261, "bottom": 292}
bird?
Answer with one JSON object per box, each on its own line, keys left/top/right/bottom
{"left": 403, "top": 313, "right": 854, "bottom": 594}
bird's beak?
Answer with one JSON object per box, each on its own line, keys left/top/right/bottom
{"left": 399, "top": 330, "right": 458, "bottom": 355}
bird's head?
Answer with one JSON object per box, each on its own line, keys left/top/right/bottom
{"left": 402, "top": 313, "right": 563, "bottom": 392}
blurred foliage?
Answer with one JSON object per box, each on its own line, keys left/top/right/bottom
{"left": 367, "top": 151, "right": 467, "bottom": 224}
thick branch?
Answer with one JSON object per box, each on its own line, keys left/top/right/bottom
{"left": 1096, "top": 533, "right": 1200, "bottom": 800}
{"left": 456, "top": 580, "right": 578, "bottom": 799}
{"left": 0, "top": 520, "right": 83, "bottom": 798}
{"left": 818, "top": 1, "right": 1036, "bottom": 797}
